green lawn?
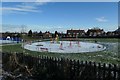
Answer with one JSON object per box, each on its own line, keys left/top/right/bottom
{"left": 1, "top": 38, "right": 120, "bottom": 64}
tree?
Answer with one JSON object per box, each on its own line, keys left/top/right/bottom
{"left": 28, "top": 30, "right": 32, "bottom": 37}
{"left": 38, "top": 31, "right": 43, "bottom": 38}
{"left": 16, "top": 33, "right": 21, "bottom": 38}
{"left": 39, "top": 31, "right": 42, "bottom": 34}
{"left": 55, "top": 31, "right": 58, "bottom": 37}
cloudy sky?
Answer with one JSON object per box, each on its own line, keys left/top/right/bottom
{"left": 1, "top": 2, "right": 118, "bottom": 33}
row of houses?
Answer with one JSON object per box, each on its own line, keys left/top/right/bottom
{"left": 1, "top": 27, "right": 120, "bottom": 39}
{"left": 64, "top": 28, "right": 119, "bottom": 38}
{"left": 28, "top": 27, "right": 120, "bottom": 38}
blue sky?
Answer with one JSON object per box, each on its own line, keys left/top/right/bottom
{"left": 1, "top": 2, "right": 118, "bottom": 33}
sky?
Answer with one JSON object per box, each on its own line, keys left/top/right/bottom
{"left": 1, "top": 0, "right": 120, "bottom": 2}
{"left": 1, "top": 2, "right": 118, "bottom": 33}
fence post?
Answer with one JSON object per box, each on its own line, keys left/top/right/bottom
{"left": 69, "top": 59, "right": 73, "bottom": 80}
{"left": 98, "top": 63, "right": 101, "bottom": 79}
{"left": 118, "top": 66, "right": 120, "bottom": 80}
{"left": 65, "top": 58, "right": 70, "bottom": 80}
{"left": 73, "top": 60, "right": 76, "bottom": 80}
{"left": 103, "top": 63, "right": 106, "bottom": 79}
{"left": 88, "top": 61, "right": 92, "bottom": 79}
{"left": 107, "top": 64, "right": 112, "bottom": 80}
{"left": 79, "top": 60, "right": 83, "bottom": 78}
{"left": 113, "top": 64, "right": 117, "bottom": 80}
{"left": 93, "top": 62, "right": 97, "bottom": 79}
{"left": 76, "top": 60, "right": 80, "bottom": 80}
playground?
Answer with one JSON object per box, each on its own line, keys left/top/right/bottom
{"left": 2, "top": 38, "right": 119, "bottom": 64}
{"left": 24, "top": 41, "right": 106, "bottom": 53}
{"left": 23, "top": 35, "right": 106, "bottom": 53}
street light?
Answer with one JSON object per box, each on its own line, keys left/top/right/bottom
{"left": 21, "top": 25, "right": 27, "bottom": 53}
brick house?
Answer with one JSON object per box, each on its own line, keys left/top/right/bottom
{"left": 67, "top": 29, "right": 85, "bottom": 37}
{"left": 42, "top": 31, "right": 52, "bottom": 39}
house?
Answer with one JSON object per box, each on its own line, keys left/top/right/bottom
{"left": 106, "top": 32, "right": 115, "bottom": 36}
{"left": 42, "top": 31, "right": 52, "bottom": 39}
{"left": 87, "top": 28, "right": 105, "bottom": 37}
{"left": 66, "top": 29, "right": 85, "bottom": 37}
{"left": 114, "top": 27, "right": 120, "bottom": 36}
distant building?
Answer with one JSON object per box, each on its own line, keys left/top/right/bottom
{"left": 106, "top": 32, "right": 115, "bottom": 36}
{"left": 87, "top": 28, "right": 105, "bottom": 37}
{"left": 2, "top": 32, "right": 23, "bottom": 39}
{"left": 67, "top": 29, "right": 85, "bottom": 37}
{"left": 114, "top": 27, "right": 120, "bottom": 36}
{"left": 43, "top": 31, "right": 52, "bottom": 39}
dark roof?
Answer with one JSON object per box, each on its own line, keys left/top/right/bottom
{"left": 87, "top": 28, "right": 104, "bottom": 32}
{"left": 67, "top": 30, "right": 85, "bottom": 33}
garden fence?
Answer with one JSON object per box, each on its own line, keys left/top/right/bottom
{"left": 2, "top": 53, "right": 120, "bottom": 80}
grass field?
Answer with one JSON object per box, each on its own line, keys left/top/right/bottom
{"left": 1, "top": 38, "right": 120, "bottom": 64}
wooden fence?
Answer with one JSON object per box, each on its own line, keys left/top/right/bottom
{"left": 2, "top": 53, "right": 120, "bottom": 80}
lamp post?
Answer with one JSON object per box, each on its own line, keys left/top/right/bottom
{"left": 21, "top": 25, "right": 27, "bottom": 53}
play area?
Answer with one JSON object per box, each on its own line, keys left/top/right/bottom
{"left": 24, "top": 41, "right": 106, "bottom": 53}
{"left": 24, "top": 35, "right": 106, "bottom": 53}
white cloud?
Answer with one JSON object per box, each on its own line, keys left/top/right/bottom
{"left": 95, "top": 17, "right": 108, "bottom": 22}
{"left": 0, "top": 2, "right": 46, "bottom": 15}
{"left": 1, "top": 7, "right": 39, "bottom": 12}
{"left": 16, "top": 5, "right": 37, "bottom": 9}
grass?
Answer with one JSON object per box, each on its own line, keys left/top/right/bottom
{"left": 1, "top": 38, "right": 120, "bottom": 64}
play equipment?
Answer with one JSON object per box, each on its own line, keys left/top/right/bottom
{"left": 6, "top": 36, "right": 11, "bottom": 40}
{"left": 50, "top": 38, "right": 54, "bottom": 43}
{"left": 77, "top": 41, "right": 80, "bottom": 47}
{"left": 55, "top": 34, "right": 60, "bottom": 44}
{"left": 50, "top": 34, "right": 60, "bottom": 44}
{"left": 40, "top": 48, "right": 48, "bottom": 52}
{"left": 59, "top": 42, "right": 63, "bottom": 50}
{"left": 69, "top": 41, "right": 72, "bottom": 47}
